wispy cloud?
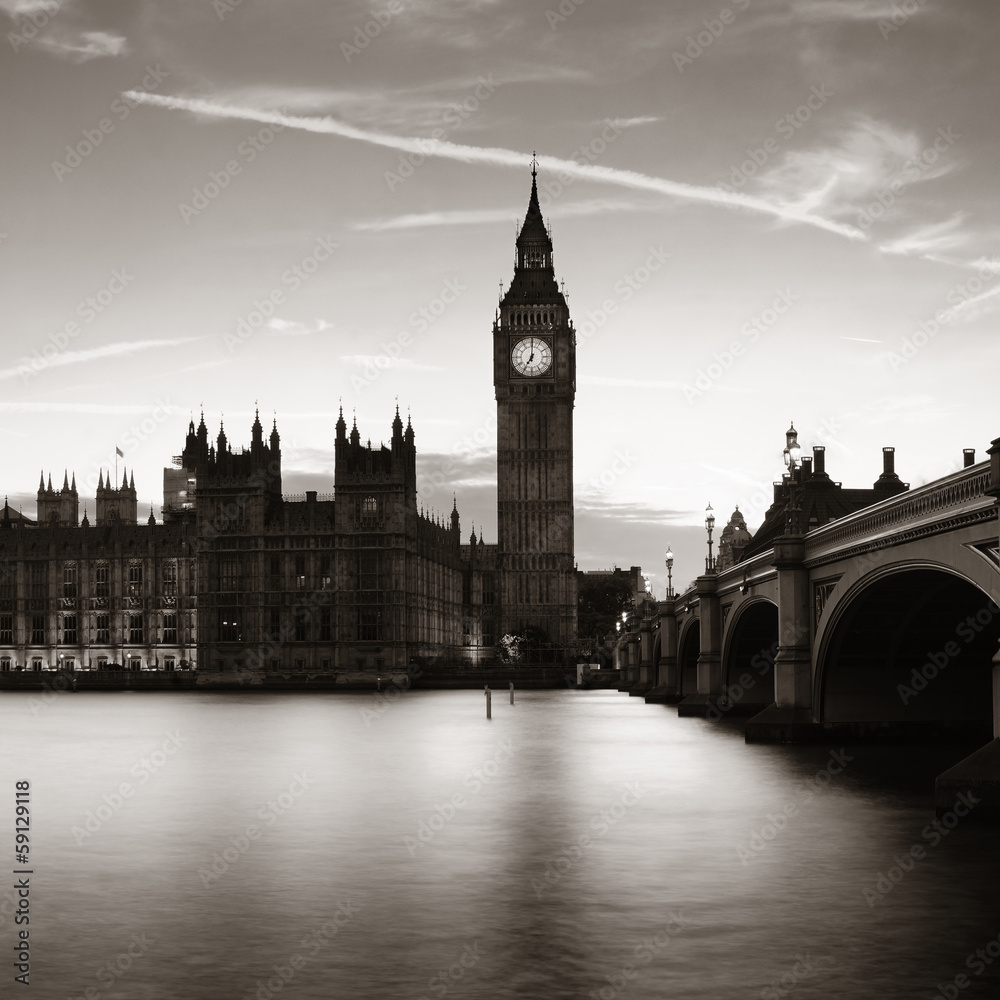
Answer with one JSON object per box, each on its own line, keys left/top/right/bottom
{"left": 0, "top": 401, "right": 179, "bottom": 415}
{"left": 122, "top": 92, "right": 868, "bottom": 242}
{"left": 340, "top": 355, "right": 442, "bottom": 371}
{"left": 354, "top": 198, "right": 644, "bottom": 232}
{"left": 267, "top": 318, "right": 333, "bottom": 337}
{"left": 753, "top": 117, "right": 958, "bottom": 223}
{"left": 790, "top": 0, "right": 905, "bottom": 22}
{"left": 1, "top": 338, "right": 196, "bottom": 383}
{"left": 878, "top": 214, "right": 969, "bottom": 257}
{"left": 37, "top": 28, "right": 127, "bottom": 60}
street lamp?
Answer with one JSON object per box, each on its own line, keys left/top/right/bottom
{"left": 782, "top": 421, "right": 804, "bottom": 533}
{"left": 665, "top": 546, "right": 674, "bottom": 597}
{"left": 782, "top": 422, "right": 802, "bottom": 473}
{"left": 705, "top": 503, "right": 716, "bottom": 572}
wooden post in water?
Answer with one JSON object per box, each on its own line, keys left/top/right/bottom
{"left": 509, "top": 681, "right": 514, "bottom": 705}
{"left": 485, "top": 684, "right": 491, "bottom": 719}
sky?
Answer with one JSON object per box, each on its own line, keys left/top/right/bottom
{"left": 2, "top": 0, "right": 998, "bottom": 597}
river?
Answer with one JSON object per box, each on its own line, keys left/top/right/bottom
{"left": 1, "top": 689, "right": 997, "bottom": 999}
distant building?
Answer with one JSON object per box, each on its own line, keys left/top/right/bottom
{"left": 0, "top": 171, "right": 579, "bottom": 674}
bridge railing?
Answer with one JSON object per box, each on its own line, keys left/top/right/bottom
{"left": 805, "top": 461, "right": 993, "bottom": 559}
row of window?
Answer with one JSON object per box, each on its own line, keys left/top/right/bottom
{"left": 0, "top": 657, "right": 181, "bottom": 671}
{"left": 0, "top": 562, "right": 178, "bottom": 599}
{"left": 0, "top": 613, "right": 177, "bottom": 645}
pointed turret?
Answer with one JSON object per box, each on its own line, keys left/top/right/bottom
{"left": 335, "top": 404, "right": 346, "bottom": 441}
{"left": 350, "top": 414, "right": 360, "bottom": 447}
{"left": 217, "top": 418, "right": 227, "bottom": 456}
{"left": 38, "top": 471, "right": 45, "bottom": 493}
{"left": 81, "top": 505, "right": 89, "bottom": 527}
{"left": 251, "top": 406, "right": 263, "bottom": 450}
{"left": 70, "top": 472, "right": 76, "bottom": 492}
{"left": 270, "top": 416, "right": 280, "bottom": 450}
{"left": 98, "top": 469, "right": 104, "bottom": 490}
{"left": 62, "top": 469, "right": 69, "bottom": 491}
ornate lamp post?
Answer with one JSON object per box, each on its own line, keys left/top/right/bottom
{"left": 782, "top": 421, "right": 804, "bottom": 533}
{"left": 705, "top": 503, "right": 716, "bottom": 572}
{"left": 782, "top": 422, "right": 802, "bottom": 473}
{"left": 665, "top": 546, "right": 674, "bottom": 597}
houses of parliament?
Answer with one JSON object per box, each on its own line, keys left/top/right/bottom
{"left": 0, "top": 171, "right": 579, "bottom": 674}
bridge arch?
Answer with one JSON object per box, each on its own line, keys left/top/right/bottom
{"left": 678, "top": 618, "right": 700, "bottom": 696}
{"left": 722, "top": 598, "right": 778, "bottom": 712}
{"left": 816, "top": 563, "right": 998, "bottom": 727}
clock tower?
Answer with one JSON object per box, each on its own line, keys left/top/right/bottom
{"left": 494, "top": 164, "right": 577, "bottom": 656}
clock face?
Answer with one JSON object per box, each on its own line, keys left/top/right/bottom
{"left": 511, "top": 337, "right": 552, "bottom": 377}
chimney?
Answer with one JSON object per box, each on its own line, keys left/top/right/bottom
{"left": 882, "top": 447, "right": 895, "bottom": 477}
{"left": 813, "top": 445, "right": 826, "bottom": 477}
{"left": 800, "top": 457, "right": 812, "bottom": 480}
{"left": 963, "top": 448, "right": 976, "bottom": 468}
{"left": 306, "top": 491, "right": 317, "bottom": 503}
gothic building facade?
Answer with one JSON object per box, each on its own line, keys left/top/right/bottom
{"left": 0, "top": 172, "right": 578, "bottom": 674}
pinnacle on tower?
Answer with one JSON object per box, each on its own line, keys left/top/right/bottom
{"left": 63, "top": 469, "right": 69, "bottom": 491}
{"left": 38, "top": 471, "right": 45, "bottom": 492}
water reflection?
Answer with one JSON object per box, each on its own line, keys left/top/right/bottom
{"left": 2, "top": 689, "right": 997, "bottom": 999}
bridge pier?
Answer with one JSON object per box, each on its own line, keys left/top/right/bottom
{"left": 934, "top": 435, "right": 1000, "bottom": 818}
{"left": 678, "top": 574, "right": 722, "bottom": 717}
{"left": 646, "top": 598, "right": 681, "bottom": 703}
{"left": 746, "top": 534, "right": 819, "bottom": 741}
{"left": 630, "top": 615, "right": 655, "bottom": 696}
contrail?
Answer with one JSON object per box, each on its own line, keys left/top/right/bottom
{"left": 123, "top": 91, "right": 867, "bottom": 243}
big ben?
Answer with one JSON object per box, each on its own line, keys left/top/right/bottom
{"left": 494, "top": 163, "right": 577, "bottom": 656}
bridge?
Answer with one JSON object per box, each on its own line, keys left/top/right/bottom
{"left": 616, "top": 435, "right": 1000, "bottom": 817}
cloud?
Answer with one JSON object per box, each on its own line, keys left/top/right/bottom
{"left": 36, "top": 28, "right": 127, "bottom": 60}
{"left": 0, "top": 338, "right": 197, "bottom": 383}
{"left": 753, "top": 117, "right": 958, "bottom": 224}
{"left": 0, "top": 401, "right": 179, "bottom": 414}
{"left": 122, "top": 91, "right": 868, "bottom": 242}
{"left": 266, "top": 318, "right": 333, "bottom": 336}
{"left": 878, "top": 214, "right": 970, "bottom": 257}
{"left": 340, "top": 355, "right": 442, "bottom": 372}
{"left": 790, "top": 0, "right": 904, "bottom": 22}
{"left": 355, "top": 198, "right": 647, "bottom": 233}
